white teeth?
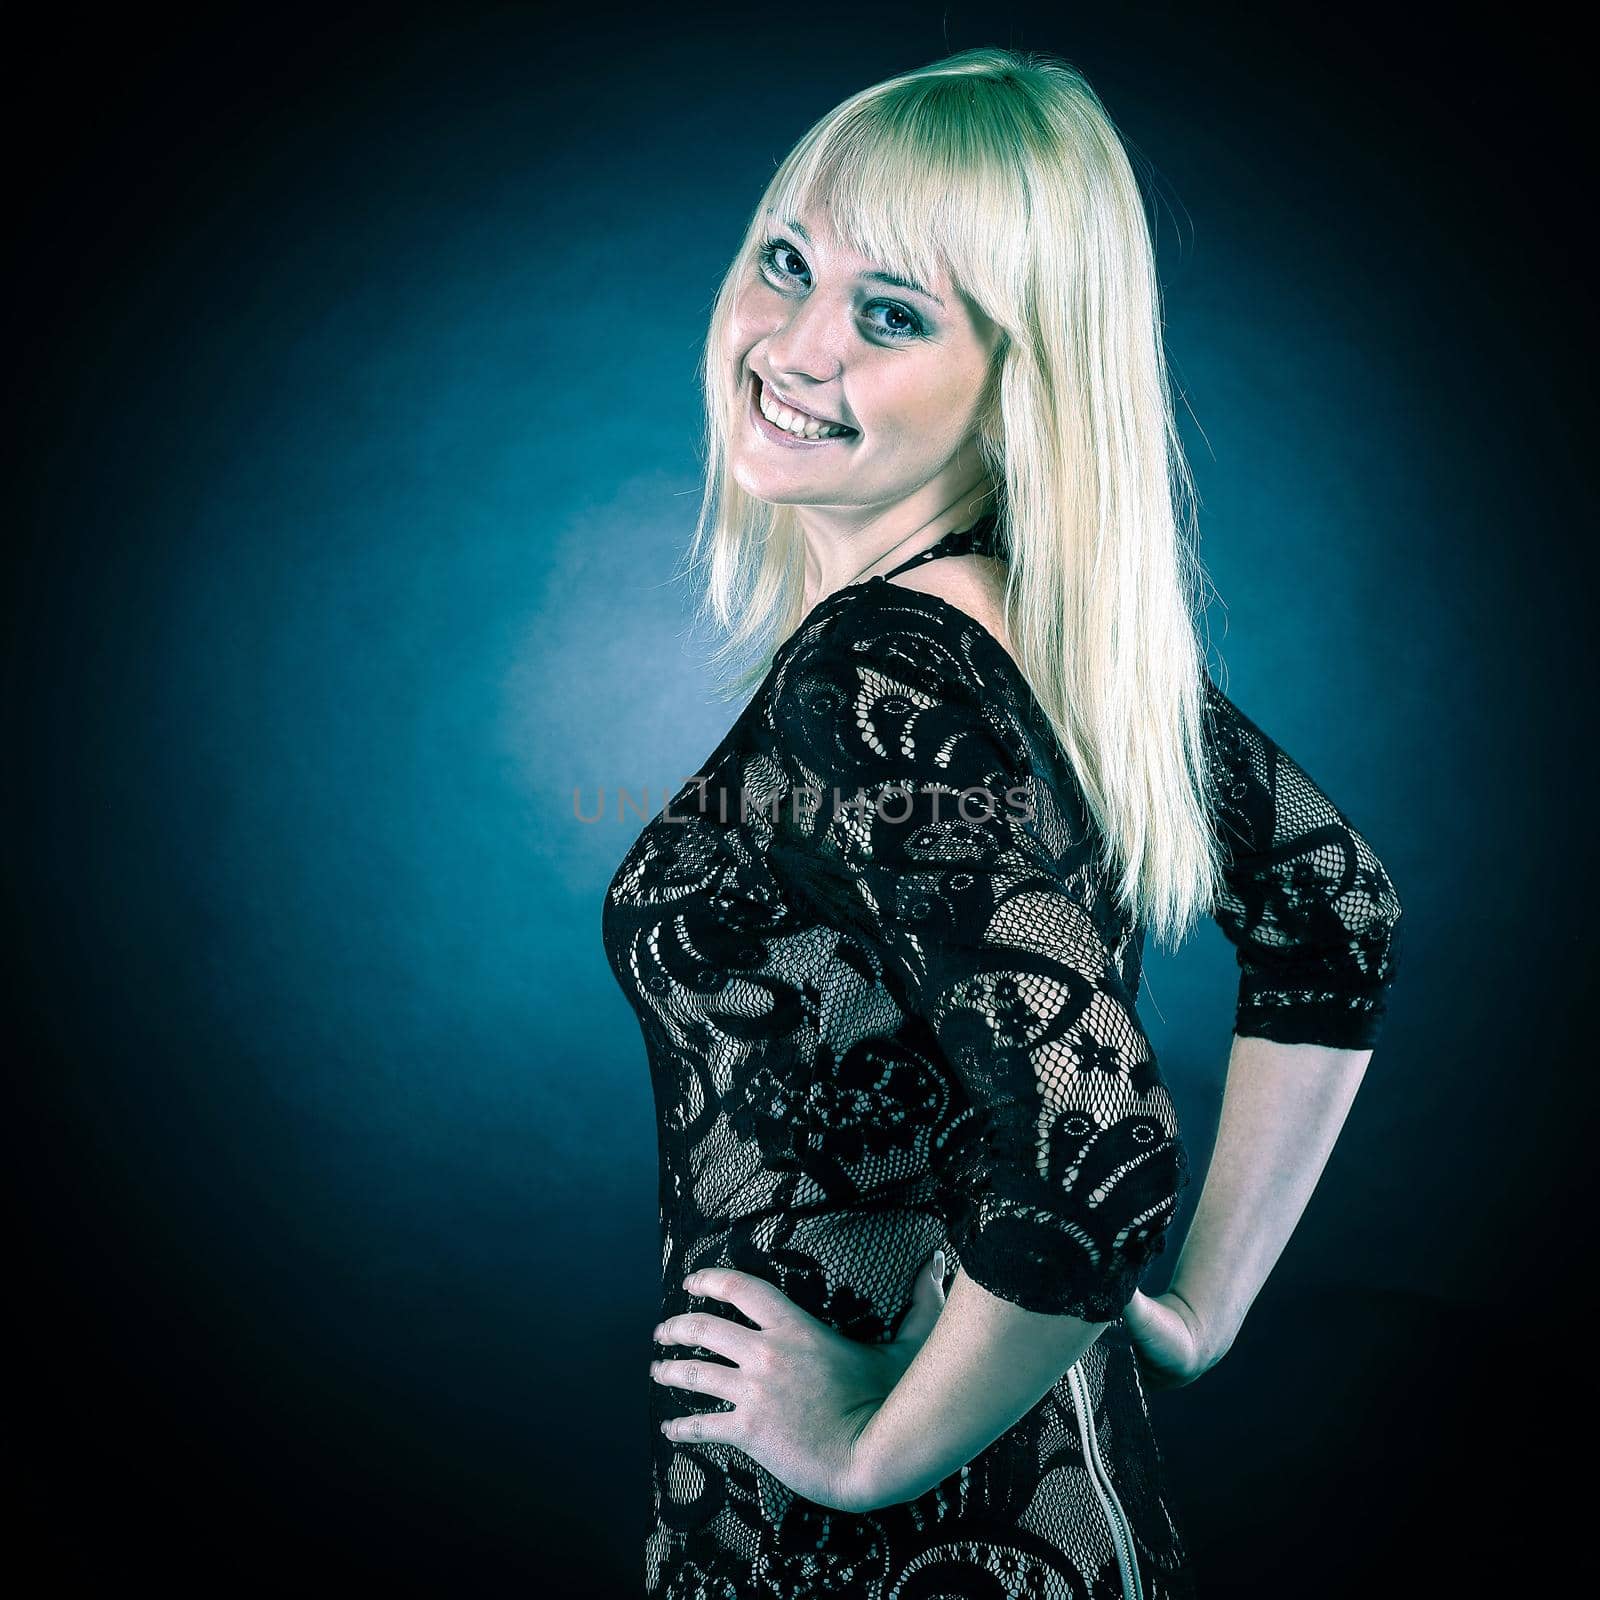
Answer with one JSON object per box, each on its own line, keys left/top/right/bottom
{"left": 757, "top": 380, "right": 852, "bottom": 440}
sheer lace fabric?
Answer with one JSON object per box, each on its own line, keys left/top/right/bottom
{"left": 602, "top": 516, "right": 1402, "bottom": 1598}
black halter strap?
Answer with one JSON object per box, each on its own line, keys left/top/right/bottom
{"left": 878, "top": 510, "right": 1002, "bottom": 582}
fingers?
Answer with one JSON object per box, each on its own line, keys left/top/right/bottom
{"left": 659, "top": 1408, "right": 739, "bottom": 1447}
{"left": 655, "top": 1310, "right": 761, "bottom": 1367}
{"left": 1120, "top": 1289, "right": 1156, "bottom": 1335}
{"left": 650, "top": 1357, "right": 741, "bottom": 1405}
{"left": 1122, "top": 1289, "right": 1182, "bottom": 1344}
{"left": 892, "top": 1249, "right": 949, "bottom": 1346}
{"left": 681, "top": 1267, "right": 791, "bottom": 1329}
{"left": 916, "top": 1248, "right": 947, "bottom": 1302}
{"left": 1122, "top": 1292, "right": 1205, "bottom": 1391}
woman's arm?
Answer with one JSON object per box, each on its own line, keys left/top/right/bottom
{"left": 1124, "top": 676, "right": 1401, "bottom": 1381}
{"left": 851, "top": 1030, "right": 1370, "bottom": 1510}
{"left": 1150, "top": 1033, "right": 1370, "bottom": 1371}
{"left": 847, "top": 1267, "right": 1106, "bottom": 1512}
{"left": 766, "top": 624, "right": 1399, "bottom": 1509}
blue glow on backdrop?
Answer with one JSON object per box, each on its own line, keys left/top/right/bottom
{"left": 7, "top": 5, "right": 1592, "bottom": 1592}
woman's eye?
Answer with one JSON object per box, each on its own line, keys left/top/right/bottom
{"left": 755, "top": 237, "right": 925, "bottom": 342}
{"left": 757, "top": 238, "right": 808, "bottom": 284}
{"left": 872, "top": 305, "right": 919, "bottom": 339}
{"left": 764, "top": 233, "right": 812, "bottom": 278}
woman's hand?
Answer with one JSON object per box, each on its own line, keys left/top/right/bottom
{"left": 651, "top": 1252, "right": 949, "bottom": 1513}
{"left": 1122, "top": 1287, "right": 1227, "bottom": 1390}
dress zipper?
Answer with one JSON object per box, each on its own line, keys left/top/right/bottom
{"left": 1065, "top": 1362, "right": 1144, "bottom": 1600}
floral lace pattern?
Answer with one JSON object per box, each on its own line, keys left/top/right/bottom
{"left": 603, "top": 515, "right": 1402, "bottom": 1597}
{"left": 1201, "top": 678, "right": 1402, "bottom": 1045}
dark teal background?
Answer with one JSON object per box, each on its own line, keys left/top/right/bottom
{"left": 7, "top": 4, "right": 1593, "bottom": 1594}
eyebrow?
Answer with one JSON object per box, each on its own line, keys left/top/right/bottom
{"left": 769, "top": 213, "right": 947, "bottom": 310}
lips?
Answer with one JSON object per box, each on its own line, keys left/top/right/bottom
{"left": 753, "top": 373, "right": 855, "bottom": 435}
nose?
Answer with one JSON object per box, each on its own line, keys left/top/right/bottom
{"left": 761, "top": 292, "right": 846, "bottom": 390}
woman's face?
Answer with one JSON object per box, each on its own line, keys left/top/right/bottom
{"left": 723, "top": 202, "right": 1002, "bottom": 520}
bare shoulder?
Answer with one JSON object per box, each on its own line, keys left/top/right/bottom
{"left": 886, "top": 554, "right": 1019, "bottom": 669}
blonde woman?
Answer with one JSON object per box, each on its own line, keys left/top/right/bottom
{"left": 603, "top": 46, "right": 1402, "bottom": 1600}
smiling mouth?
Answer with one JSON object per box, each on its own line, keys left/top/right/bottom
{"left": 751, "top": 373, "right": 858, "bottom": 440}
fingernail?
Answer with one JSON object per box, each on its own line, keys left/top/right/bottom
{"left": 934, "top": 1249, "right": 946, "bottom": 1281}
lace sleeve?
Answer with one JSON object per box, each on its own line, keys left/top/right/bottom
{"left": 767, "top": 601, "right": 1187, "bottom": 1322}
{"left": 1202, "top": 674, "right": 1404, "bottom": 1050}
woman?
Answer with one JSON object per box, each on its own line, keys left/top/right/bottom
{"left": 602, "top": 46, "right": 1402, "bottom": 1600}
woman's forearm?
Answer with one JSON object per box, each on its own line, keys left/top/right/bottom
{"left": 1165, "top": 1032, "right": 1371, "bottom": 1358}
{"left": 849, "top": 1267, "right": 1105, "bottom": 1511}
{"left": 851, "top": 1034, "right": 1369, "bottom": 1511}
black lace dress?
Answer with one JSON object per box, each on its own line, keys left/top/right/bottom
{"left": 602, "top": 513, "right": 1403, "bottom": 1600}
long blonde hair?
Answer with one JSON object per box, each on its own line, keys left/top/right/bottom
{"left": 682, "top": 46, "right": 1226, "bottom": 949}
